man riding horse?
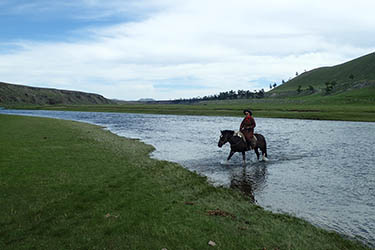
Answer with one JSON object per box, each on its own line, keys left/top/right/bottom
{"left": 218, "top": 109, "right": 267, "bottom": 163}
{"left": 240, "top": 109, "right": 256, "bottom": 150}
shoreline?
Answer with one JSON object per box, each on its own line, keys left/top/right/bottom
{"left": 3, "top": 110, "right": 373, "bottom": 247}
{"left": 3, "top": 102, "right": 375, "bottom": 122}
{"left": 0, "top": 114, "right": 371, "bottom": 249}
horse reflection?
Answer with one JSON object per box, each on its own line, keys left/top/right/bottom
{"left": 229, "top": 163, "right": 267, "bottom": 202}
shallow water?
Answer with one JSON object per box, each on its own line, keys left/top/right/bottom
{"left": 1, "top": 109, "right": 374, "bottom": 246}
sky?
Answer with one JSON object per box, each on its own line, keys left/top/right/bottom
{"left": 1, "top": 0, "right": 375, "bottom": 100}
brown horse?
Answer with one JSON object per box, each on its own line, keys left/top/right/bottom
{"left": 218, "top": 130, "right": 268, "bottom": 163}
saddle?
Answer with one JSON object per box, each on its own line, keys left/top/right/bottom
{"left": 233, "top": 131, "right": 247, "bottom": 143}
{"left": 234, "top": 131, "right": 257, "bottom": 149}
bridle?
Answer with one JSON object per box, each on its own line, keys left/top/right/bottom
{"left": 218, "top": 134, "right": 228, "bottom": 146}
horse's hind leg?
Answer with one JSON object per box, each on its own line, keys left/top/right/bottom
{"left": 261, "top": 147, "right": 268, "bottom": 161}
{"left": 242, "top": 151, "right": 246, "bottom": 164}
{"left": 255, "top": 147, "right": 260, "bottom": 161}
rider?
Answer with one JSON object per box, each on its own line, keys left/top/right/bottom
{"left": 240, "top": 109, "right": 256, "bottom": 149}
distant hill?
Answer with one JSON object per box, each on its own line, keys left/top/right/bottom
{"left": 138, "top": 98, "right": 156, "bottom": 102}
{"left": 0, "top": 82, "right": 114, "bottom": 106}
{"left": 269, "top": 52, "right": 375, "bottom": 97}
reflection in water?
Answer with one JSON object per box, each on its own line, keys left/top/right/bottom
{"left": 229, "top": 163, "right": 268, "bottom": 202}
{"left": 1, "top": 109, "right": 374, "bottom": 247}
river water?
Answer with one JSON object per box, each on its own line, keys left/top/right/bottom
{"left": 1, "top": 109, "right": 374, "bottom": 246}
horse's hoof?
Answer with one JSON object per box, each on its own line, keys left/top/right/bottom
{"left": 261, "top": 157, "right": 269, "bottom": 162}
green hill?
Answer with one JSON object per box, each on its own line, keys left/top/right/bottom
{"left": 270, "top": 52, "right": 375, "bottom": 97}
{"left": 0, "top": 82, "right": 114, "bottom": 106}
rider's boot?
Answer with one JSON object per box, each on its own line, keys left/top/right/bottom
{"left": 246, "top": 141, "right": 252, "bottom": 150}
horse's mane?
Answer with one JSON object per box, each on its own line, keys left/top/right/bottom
{"left": 221, "top": 130, "right": 234, "bottom": 135}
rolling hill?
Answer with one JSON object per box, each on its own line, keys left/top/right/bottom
{"left": 0, "top": 82, "right": 114, "bottom": 106}
{"left": 269, "top": 52, "right": 375, "bottom": 98}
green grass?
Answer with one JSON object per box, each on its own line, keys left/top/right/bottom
{"left": 0, "top": 114, "right": 370, "bottom": 249}
{"left": 7, "top": 86, "right": 375, "bottom": 122}
{"left": 0, "top": 81, "right": 113, "bottom": 106}
{"left": 272, "top": 52, "right": 375, "bottom": 92}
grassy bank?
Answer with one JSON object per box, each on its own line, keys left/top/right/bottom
{"left": 7, "top": 88, "right": 375, "bottom": 122}
{"left": 0, "top": 114, "right": 370, "bottom": 249}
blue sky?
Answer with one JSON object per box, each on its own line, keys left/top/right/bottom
{"left": 0, "top": 0, "right": 144, "bottom": 41}
{"left": 1, "top": 0, "right": 375, "bottom": 100}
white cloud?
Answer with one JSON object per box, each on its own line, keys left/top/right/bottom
{"left": 1, "top": 0, "right": 375, "bottom": 100}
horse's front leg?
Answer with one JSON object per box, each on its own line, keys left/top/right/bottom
{"left": 227, "top": 150, "right": 235, "bottom": 163}
{"left": 242, "top": 151, "right": 246, "bottom": 165}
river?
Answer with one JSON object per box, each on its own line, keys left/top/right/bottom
{"left": 1, "top": 109, "right": 374, "bottom": 247}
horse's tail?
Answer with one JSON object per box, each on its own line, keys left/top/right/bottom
{"left": 255, "top": 133, "right": 268, "bottom": 157}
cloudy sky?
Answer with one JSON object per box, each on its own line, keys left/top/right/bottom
{"left": 1, "top": 0, "right": 375, "bottom": 100}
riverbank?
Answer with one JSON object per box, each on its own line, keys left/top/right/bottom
{"left": 0, "top": 114, "right": 370, "bottom": 249}
{"left": 6, "top": 93, "right": 375, "bottom": 122}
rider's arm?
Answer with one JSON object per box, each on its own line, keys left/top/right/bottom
{"left": 250, "top": 117, "right": 256, "bottom": 129}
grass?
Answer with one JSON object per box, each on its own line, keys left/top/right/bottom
{"left": 272, "top": 52, "right": 375, "bottom": 92}
{"left": 0, "top": 81, "right": 113, "bottom": 106}
{"left": 0, "top": 114, "right": 370, "bottom": 249}
{"left": 7, "top": 86, "right": 375, "bottom": 122}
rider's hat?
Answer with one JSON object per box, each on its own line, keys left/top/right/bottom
{"left": 243, "top": 109, "right": 252, "bottom": 115}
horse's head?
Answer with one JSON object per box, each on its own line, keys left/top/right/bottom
{"left": 218, "top": 130, "right": 232, "bottom": 148}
